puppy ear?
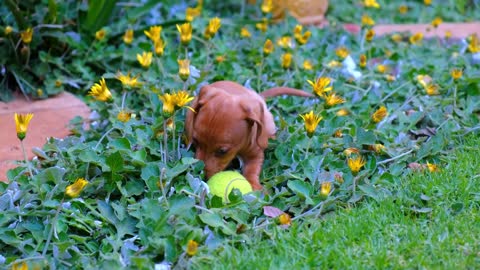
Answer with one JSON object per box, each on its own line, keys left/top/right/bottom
{"left": 185, "top": 85, "right": 222, "bottom": 145}
{"left": 241, "top": 100, "right": 276, "bottom": 149}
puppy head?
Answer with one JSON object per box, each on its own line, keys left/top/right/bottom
{"left": 185, "top": 85, "right": 275, "bottom": 178}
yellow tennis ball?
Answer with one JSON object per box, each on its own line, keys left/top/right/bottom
{"left": 207, "top": 171, "right": 253, "bottom": 203}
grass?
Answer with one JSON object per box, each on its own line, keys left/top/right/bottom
{"left": 192, "top": 135, "right": 480, "bottom": 269}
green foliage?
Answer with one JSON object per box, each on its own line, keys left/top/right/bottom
{"left": 191, "top": 135, "right": 480, "bottom": 269}
{"left": 1, "top": 0, "right": 480, "bottom": 269}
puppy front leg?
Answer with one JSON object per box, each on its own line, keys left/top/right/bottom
{"left": 241, "top": 153, "right": 264, "bottom": 191}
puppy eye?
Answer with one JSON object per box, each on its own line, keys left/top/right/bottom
{"left": 215, "top": 148, "right": 228, "bottom": 157}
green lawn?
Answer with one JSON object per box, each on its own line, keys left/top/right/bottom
{"left": 192, "top": 135, "right": 480, "bottom": 269}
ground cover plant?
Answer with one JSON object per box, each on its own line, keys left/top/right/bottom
{"left": 1, "top": 0, "right": 480, "bottom": 269}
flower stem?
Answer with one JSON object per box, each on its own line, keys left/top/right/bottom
{"left": 163, "top": 119, "right": 168, "bottom": 163}
{"left": 43, "top": 197, "right": 64, "bottom": 256}
{"left": 20, "top": 139, "right": 33, "bottom": 177}
{"left": 305, "top": 137, "right": 312, "bottom": 160}
{"left": 453, "top": 85, "right": 457, "bottom": 110}
{"left": 121, "top": 91, "right": 128, "bottom": 110}
{"left": 94, "top": 127, "right": 115, "bottom": 150}
{"left": 257, "top": 55, "right": 264, "bottom": 91}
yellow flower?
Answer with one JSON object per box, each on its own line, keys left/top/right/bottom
{"left": 293, "top": 25, "right": 303, "bottom": 39}
{"left": 281, "top": 53, "right": 292, "bottom": 69}
{"left": 37, "top": 88, "right": 44, "bottom": 96}
{"left": 14, "top": 113, "right": 34, "bottom": 140}
{"left": 123, "top": 29, "right": 133, "bottom": 44}
{"left": 377, "top": 64, "right": 387, "bottom": 74}
{"left": 293, "top": 25, "right": 311, "bottom": 45}
{"left": 409, "top": 32, "right": 423, "bottom": 45}
{"left": 427, "top": 162, "right": 439, "bottom": 172}
{"left": 361, "top": 14, "right": 375, "bottom": 26}
{"left": 240, "top": 27, "right": 251, "bottom": 38}
{"left": 416, "top": 74, "right": 432, "bottom": 88}
{"left": 303, "top": 60, "right": 313, "bottom": 70}
{"left": 333, "top": 129, "right": 343, "bottom": 138}
{"left": 445, "top": 30, "right": 452, "bottom": 40}
{"left": 116, "top": 72, "right": 141, "bottom": 88}
{"left": 137, "top": 52, "right": 153, "bottom": 68}
{"left": 359, "top": 54, "right": 367, "bottom": 68}
{"left": 11, "top": 262, "right": 28, "bottom": 270}
{"left": 159, "top": 93, "right": 176, "bottom": 115}
{"left": 186, "top": 239, "right": 199, "bottom": 256}
{"left": 185, "top": 5, "right": 202, "bottom": 22}
{"left": 65, "top": 178, "right": 89, "bottom": 198}
{"left": 425, "top": 83, "right": 439, "bottom": 95}
{"left": 327, "top": 60, "right": 342, "bottom": 68}
{"left": 256, "top": 18, "right": 269, "bottom": 32}
{"left": 117, "top": 110, "right": 132, "bottom": 122}
{"left": 215, "top": 55, "right": 226, "bottom": 63}
{"left": 261, "top": 0, "right": 273, "bottom": 13}
{"left": 278, "top": 213, "right": 292, "bottom": 226}
{"left": 398, "top": 5, "right": 408, "bottom": 14}
{"left": 20, "top": 27, "right": 33, "bottom": 44}
{"left": 364, "top": 0, "right": 380, "bottom": 8}
{"left": 335, "top": 46, "right": 349, "bottom": 59}
{"left": 89, "top": 78, "right": 112, "bottom": 102}
{"left": 343, "top": 147, "right": 360, "bottom": 156}
{"left": 204, "top": 17, "right": 221, "bottom": 39}
{"left": 307, "top": 77, "right": 333, "bottom": 98}
{"left": 372, "top": 144, "right": 385, "bottom": 153}
{"left": 178, "top": 59, "right": 190, "bottom": 81}
{"left": 95, "top": 29, "right": 106, "bottom": 41}
{"left": 467, "top": 34, "right": 479, "bottom": 53}
{"left": 5, "top": 26, "right": 13, "bottom": 35}
{"left": 391, "top": 33, "right": 403, "bottom": 43}
{"left": 321, "top": 182, "right": 332, "bottom": 196}
{"left": 451, "top": 68, "right": 462, "bottom": 80}
{"left": 55, "top": 80, "right": 62, "bottom": 87}
{"left": 365, "top": 29, "right": 375, "bottom": 42}
{"left": 173, "top": 90, "right": 195, "bottom": 109}
{"left": 300, "top": 111, "right": 322, "bottom": 138}
{"left": 277, "top": 36, "right": 293, "bottom": 48}
{"left": 334, "top": 173, "right": 344, "bottom": 183}
{"left": 144, "top": 25, "right": 162, "bottom": 43}
{"left": 336, "top": 108, "right": 349, "bottom": 116}
{"left": 431, "top": 17, "right": 442, "bottom": 28}
{"left": 385, "top": 74, "right": 396, "bottom": 82}
{"left": 263, "top": 39, "right": 274, "bottom": 55}
{"left": 424, "top": 0, "right": 432, "bottom": 5}
{"left": 177, "top": 23, "right": 192, "bottom": 45}
{"left": 154, "top": 38, "right": 166, "bottom": 56}
{"left": 324, "top": 92, "right": 345, "bottom": 107}
{"left": 348, "top": 155, "right": 366, "bottom": 174}
{"left": 372, "top": 106, "right": 388, "bottom": 123}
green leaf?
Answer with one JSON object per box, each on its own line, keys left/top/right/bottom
{"left": 287, "top": 180, "right": 314, "bottom": 205}
{"left": 124, "top": 180, "right": 144, "bottom": 196}
{"left": 82, "top": 0, "right": 118, "bottom": 33}
{"left": 356, "top": 127, "right": 376, "bottom": 145}
{"left": 131, "top": 149, "right": 147, "bottom": 166}
{"left": 34, "top": 167, "right": 66, "bottom": 185}
{"left": 199, "top": 212, "right": 236, "bottom": 235}
{"left": 358, "top": 184, "right": 379, "bottom": 201}
{"left": 168, "top": 195, "right": 195, "bottom": 217}
{"left": 109, "top": 138, "right": 131, "bottom": 151}
{"left": 106, "top": 152, "right": 124, "bottom": 173}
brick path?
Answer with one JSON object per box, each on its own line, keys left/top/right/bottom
{"left": 0, "top": 92, "right": 90, "bottom": 181}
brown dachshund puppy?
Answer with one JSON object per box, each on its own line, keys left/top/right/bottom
{"left": 185, "top": 81, "right": 312, "bottom": 190}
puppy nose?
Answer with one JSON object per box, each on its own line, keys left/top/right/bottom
{"left": 204, "top": 168, "right": 220, "bottom": 179}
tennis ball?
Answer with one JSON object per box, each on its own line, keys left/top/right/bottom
{"left": 207, "top": 171, "right": 253, "bottom": 203}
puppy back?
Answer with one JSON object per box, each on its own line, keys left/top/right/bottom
{"left": 260, "top": 87, "right": 314, "bottom": 99}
